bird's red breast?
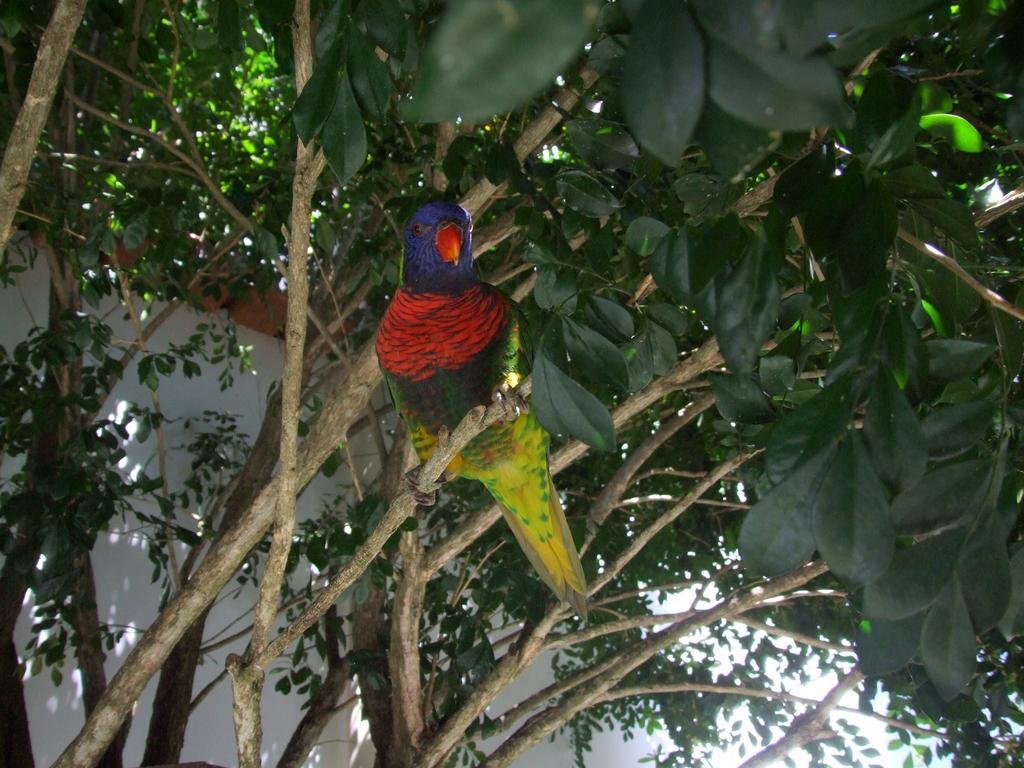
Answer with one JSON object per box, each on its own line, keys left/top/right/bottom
{"left": 376, "top": 285, "right": 509, "bottom": 382}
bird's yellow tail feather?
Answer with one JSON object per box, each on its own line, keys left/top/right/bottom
{"left": 493, "top": 476, "right": 588, "bottom": 618}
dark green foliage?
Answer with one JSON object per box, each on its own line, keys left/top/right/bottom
{"left": 3, "top": 0, "right": 1024, "bottom": 766}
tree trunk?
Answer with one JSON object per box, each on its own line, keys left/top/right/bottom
{"left": 142, "top": 394, "right": 284, "bottom": 765}
{"left": 72, "top": 553, "right": 129, "bottom": 768}
{"left": 275, "top": 607, "right": 349, "bottom": 768}
{"left": 351, "top": 584, "right": 393, "bottom": 768}
{"left": 0, "top": 255, "right": 86, "bottom": 768}
{"left": 139, "top": 612, "right": 208, "bottom": 766}
{"left": 0, "top": 553, "right": 34, "bottom": 768}
{"left": 352, "top": 428, "right": 408, "bottom": 768}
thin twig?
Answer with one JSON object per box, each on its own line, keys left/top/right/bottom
{"left": 897, "top": 229, "right": 1024, "bottom": 323}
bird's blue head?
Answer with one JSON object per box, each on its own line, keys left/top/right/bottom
{"left": 400, "top": 201, "right": 476, "bottom": 293}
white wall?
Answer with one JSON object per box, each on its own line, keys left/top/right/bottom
{"left": 1, "top": 238, "right": 661, "bottom": 768}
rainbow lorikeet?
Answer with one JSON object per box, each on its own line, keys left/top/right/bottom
{"left": 376, "top": 201, "right": 587, "bottom": 616}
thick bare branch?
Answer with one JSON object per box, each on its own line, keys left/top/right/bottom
{"left": 389, "top": 533, "right": 428, "bottom": 767}
{"left": 0, "top": 0, "right": 88, "bottom": 246}
{"left": 255, "top": 380, "right": 535, "bottom": 669}
{"left": 50, "top": 335, "right": 381, "bottom": 768}
{"left": 738, "top": 669, "right": 865, "bottom": 768}
{"left": 230, "top": 5, "right": 324, "bottom": 761}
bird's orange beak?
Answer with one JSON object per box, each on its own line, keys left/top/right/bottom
{"left": 435, "top": 222, "right": 462, "bottom": 266}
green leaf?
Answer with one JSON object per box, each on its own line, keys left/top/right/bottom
{"left": 293, "top": 39, "right": 345, "bottom": 142}
{"left": 777, "top": 1, "right": 941, "bottom": 57}
{"left": 775, "top": 144, "right": 834, "bottom": 218}
{"left": 253, "top": 225, "right": 279, "bottom": 262}
{"left": 890, "top": 459, "right": 993, "bottom": 536}
{"left": 703, "top": 28, "right": 848, "bottom": 132}
{"left": 713, "top": 238, "right": 781, "bottom": 374}
{"left": 624, "top": 217, "right": 670, "bottom": 257}
{"left": 880, "top": 306, "right": 927, "bottom": 397}
{"left": 708, "top": 372, "right": 773, "bottom": 424}
{"left": 958, "top": 511, "right": 1011, "bottom": 633}
{"left": 920, "top": 400, "right": 995, "bottom": 460}
{"left": 672, "top": 174, "right": 737, "bottom": 222}
{"left": 532, "top": 346, "right": 614, "bottom": 451}
{"left": 863, "top": 529, "right": 964, "bottom": 620}
{"left": 803, "top": 167, "right": 897, "bottom": 294}
{"left": 921, "top": 579, "right": 977, "bottom": 700}
{"left": 867, "top": 90, "right": 923, "bottom": 170}
{"left": 739, "top": 449, "right": 833, "bottom": 576}
{"left": 623, "top": 335, "right": 653, "bottom": 391}
{"left": 765, "top": 380, "right": 852, "bottom": 484}
{"left": 361, "top": 0, "right": 406, "bottom": 58}
{"left": 404, "top": 0, "right": 597, "bottom": 122}
{"left": 998, "top": 548, "right": 1024, "bottom": 639}
{"left": 314, "top": 0, "right": 347, "bottom": 56}
{"left": 882, "top": 163, "right": 945, "bottom": 200}
{"left": 919, "top": 113, "right": 985, "bottom": 153}
{"left": 321, "top": 73, "right": 367, "bottom": 186}
{"left": 925, "top": 339, "right": 994, "bottom": 382}
{"left": 856, "top": 613, "right": 925, "bottom": 677}
{"left": 217, "top": 0, "right": 245, "bottom": 52}
{"left": 694, "top": 102, "right": 777, "bottom": 180}
{"left": 650, "top": 228, "right": 694, "bottom": 305}
{"left": 863, "top": 369, "right": 927, "bottom": 496}
{"left": 565, "top": 119, "right": 640, "bottom": 170}
{"left": 812, "top": 434, "right": 894, "bottom": 585}
{"left": 906, "top": 197, "right": 980, "bottom": 251}
{"left": 562, "top": 318, "right": 629, "bottom": 391}
{"left": 920, "top": 82, "right": 953, "bottom": 114}
{"left": 644, "top": 321, "right": 676, "bottom": 375}
{"left": 348, "top": 30, "right": 393, "bottom": 121}
{"left": 585, "top": 296, "right": 634, "bottom": 341}
{"left": 622, "top": 0, "right": 704, "bottom": 165}
{"left": 535, "top": 267, "right": 578, "bottom": 313}
{"left": 856, "top": 73, "right": 916, "bottom": 150}
{"left": 758, "top": 355, "right": 795, "bottom": 396}
{"left": 645, "top": 303, "right": 690, "bottom": 336}
{"left": 555, "top": 171, "right": 623, "bottom": 218}
{"left": 992, "top": 307, "right": 1024, "bottom": 381}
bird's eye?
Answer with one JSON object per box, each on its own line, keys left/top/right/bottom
{"left": 412, "top": 223, "right": 426, "bottom": 237}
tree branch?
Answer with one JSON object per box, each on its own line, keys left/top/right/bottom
{"left": 600, "top": 674, "right": 941, "bottom": 741}
{"left": 731, "top": 615, "right": 853, "bottom": 656}
{"left": 460, "top": 66, "right": 599, "bottom": 216}
{"left": 230, "top": 3, "right": 324, "bottom": 761}
{"left": 738, "top": 669, "right": 865, "bottom": 768}
{"left": 584, "top": 392, "right": 715, "bottom": 550}
{"left": 897, "top": 228, "right": 1024, "bottom": 323}
{"left": 479, "top": 562, "right": 830, "bottom": 767}
{"left": 589, "top": 450, "right": 759, "bottom": 596}
{"left": 423, "top": 337, "right": 724, "bottom": 576}
{"left": 0, "top": 0, "right": 88, "bottom": 246}
{"left": 389, "top": 532, "right": 428, "bottom": 767}
{"left": 254, "top": 380, "right": 535, "bottom": 669}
